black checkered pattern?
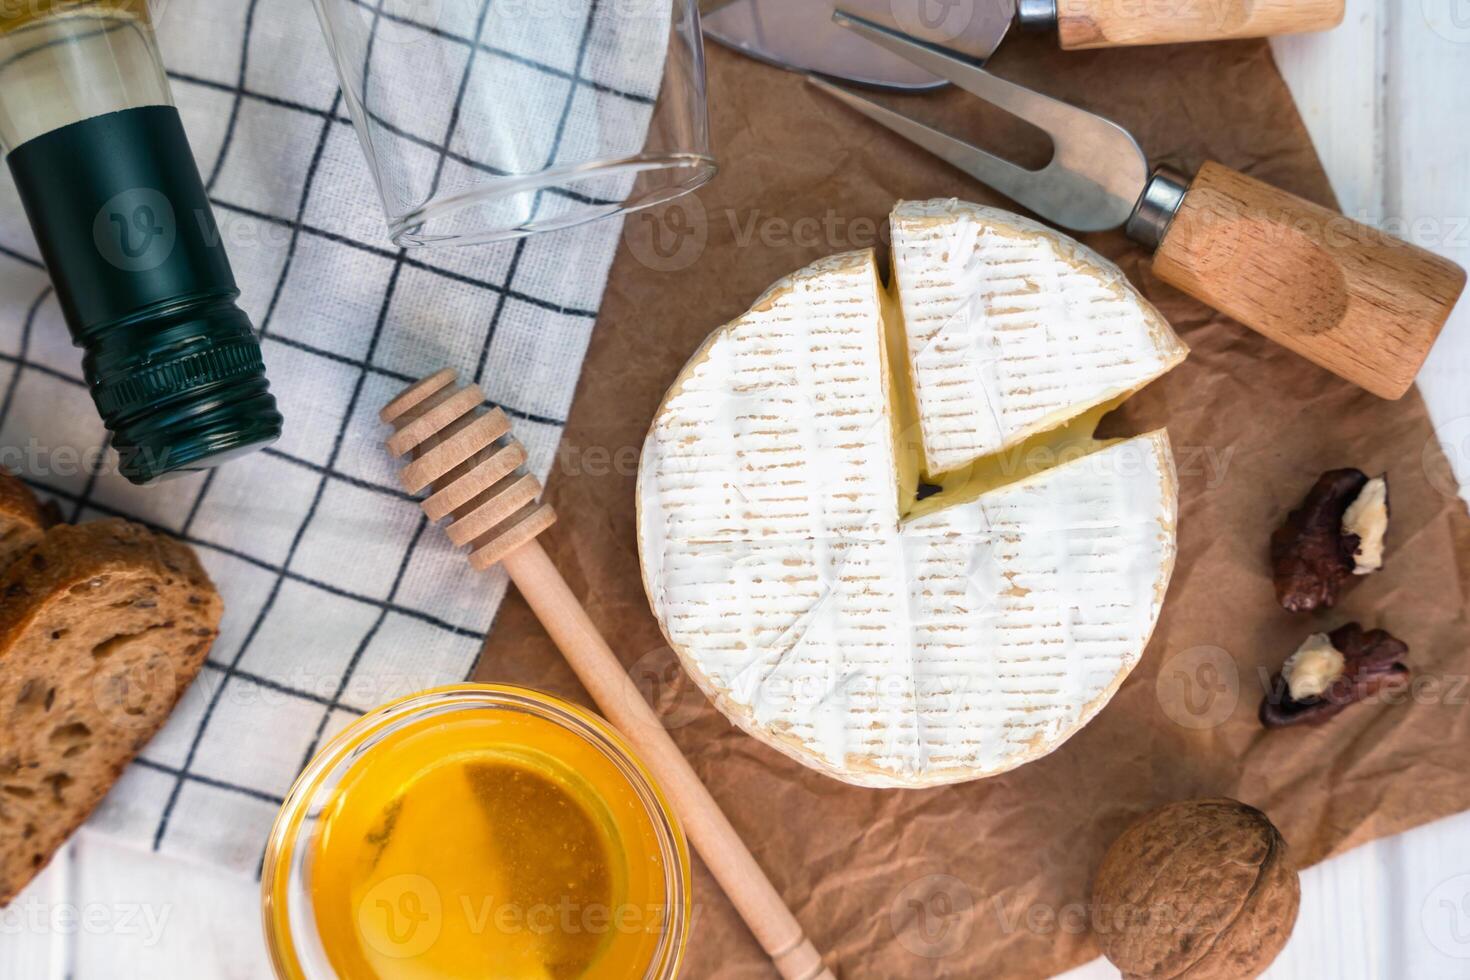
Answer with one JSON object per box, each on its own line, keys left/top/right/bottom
{"left": 0, "top": 0, "right": 661, "bottom": 872}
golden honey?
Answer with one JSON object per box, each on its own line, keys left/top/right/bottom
{"left": 264, "top": 686, "right": 691, "bottom": 980}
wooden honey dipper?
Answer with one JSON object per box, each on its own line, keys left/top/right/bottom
{"left": 382, "top": 369, "right": 834, "bottom": 980}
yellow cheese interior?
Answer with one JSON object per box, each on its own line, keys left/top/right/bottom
{"left": 879, "top": 263, "right": 1150, "bottom": 523}
{"left": 877, "top": 266, "right": 924, "bottom": 520}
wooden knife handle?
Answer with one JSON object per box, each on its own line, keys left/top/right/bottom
{"left": 1151, "top": 161, "right": 1466, "bottom": 399}
{"left": 1056, "top": 0, "right": 1343, "bottom": 48}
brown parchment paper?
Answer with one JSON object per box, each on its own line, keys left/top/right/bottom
{"left": 478, "top": 35, "right": 1470, "bottom": 979}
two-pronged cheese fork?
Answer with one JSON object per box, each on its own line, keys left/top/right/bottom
{"left": 813, "top": 10, "right": 1467, "bottom": 400}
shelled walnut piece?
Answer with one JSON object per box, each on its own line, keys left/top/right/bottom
{"left": 1270, "top": 469, "right": 1389, "bottom": 612}
{"left": 1260, "top": 623, "right": 1410, "bottom": 728}
{"left": 1092, "top": 798, "right": 1299, "bottom": 980}
{"left": 0, "top": 518, "right": 223, "bottom": 906}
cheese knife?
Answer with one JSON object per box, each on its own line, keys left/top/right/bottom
{"left": 812, "top": 10, "right": 1467, "bottom": 400}
{"left": 700, "top": 0, "right": 1345, "bottom": 90}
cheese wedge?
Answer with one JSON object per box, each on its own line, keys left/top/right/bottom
{"left": 638, "top": 210, "right": 1184, "bottom": 787}
{"left": 891, "top": 200, "right": 1187, "bottom": 476}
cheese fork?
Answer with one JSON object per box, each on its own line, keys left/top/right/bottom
{"left": 812, "top": 10, "right": 1467, "bottom": 400}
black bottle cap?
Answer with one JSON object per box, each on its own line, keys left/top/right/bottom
{"left": 83, "top": 296, "right": 281, "bottom": 482}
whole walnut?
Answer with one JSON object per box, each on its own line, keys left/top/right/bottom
{"left": 1092, "top": 798, "right": 1300, "bottom": 979}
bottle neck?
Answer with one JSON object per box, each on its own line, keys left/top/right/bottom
{"left": 0, "top": 0, "right": 171, "bottom": 153}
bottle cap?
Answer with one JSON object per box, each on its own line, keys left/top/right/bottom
{"left": 83, "top": 298, "right": 281, "bottom": 483}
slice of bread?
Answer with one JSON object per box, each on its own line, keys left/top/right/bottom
{"left": 0, "top": 518, "right": 223, "bottom": 905}
{"left": 0, "top": 471, "right": 49, "bottom": 569}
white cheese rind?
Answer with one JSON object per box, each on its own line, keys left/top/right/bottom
{"left": 636, "top": 251, "right": 899, "bottom": 552}
{"left": 637, "top": 248, "right": 1179, "bottom": 787}
{"left": 891, "top": 199, "right": 1187, "bottom": 475}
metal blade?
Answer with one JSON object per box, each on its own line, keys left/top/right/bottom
{"left": 823, "top": 9, "right": 1149, "bottom": 231}
{"left": 701, "top": 0, "right": 1013, "bottom": 91}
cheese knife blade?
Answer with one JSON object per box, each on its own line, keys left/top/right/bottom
{"left": 699, "top": 0, "right": 1014, "bottom": 91}
{"left": 701, "top": 0, "right": 1345, "bottom": 86}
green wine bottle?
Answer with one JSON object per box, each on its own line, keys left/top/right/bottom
{"left": 0, "top": 0, "right": 282, "bottom": 484}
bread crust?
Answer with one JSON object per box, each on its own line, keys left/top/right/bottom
{"left": 0, "top": 519, "right": 223, "bottom": 905}
{"left": 0, "top": 470, "right": 49, "bottom": 570}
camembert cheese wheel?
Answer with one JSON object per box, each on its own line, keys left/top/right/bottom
{"left": 637, "top": 202, "right": 1187, "bottom": 787}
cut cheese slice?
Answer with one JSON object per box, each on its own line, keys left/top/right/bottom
{"left": 638, "top": 211, "right": 1184, "bottom": 787}
{"left": 891, "top": 200, "right": 1187, "bottom": 476}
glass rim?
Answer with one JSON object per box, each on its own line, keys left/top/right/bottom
{"left": 387, "top": 152, "right": 717, "bottom": 247}
{"left": 260, "top": 683, "right": 694, "bottom": 980}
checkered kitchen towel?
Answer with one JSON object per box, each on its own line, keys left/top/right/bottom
{"left": 0, "top": 0, "right": 668, "bottom": 872}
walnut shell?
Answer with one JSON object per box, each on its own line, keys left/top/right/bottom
{"left": 1092, "top": 798, "right": 1300, "bottom": 979}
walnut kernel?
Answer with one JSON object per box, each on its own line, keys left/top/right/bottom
{"left": 1281, "top": 633, "right": 1345, "bottom": 701}
{"left": 1270, "top": 469, "right": 1389, "bottom": 612}
{"left": 1260, "top": 623, "right": 1410, "bottom": 728}
{"left": 1342, "top": 474, "right": 1388, "bottom": 574}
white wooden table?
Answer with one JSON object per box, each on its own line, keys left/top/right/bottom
{"left": 5, "top": 1, "right": 1470, "bottom": 975}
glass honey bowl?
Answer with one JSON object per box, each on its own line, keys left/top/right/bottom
{"left": 263, "top": 685, "right": 692, "bottom": 980}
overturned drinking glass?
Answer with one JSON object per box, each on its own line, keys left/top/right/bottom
{"left": 310, "top": 0, "right": 715, "bottom": 246}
